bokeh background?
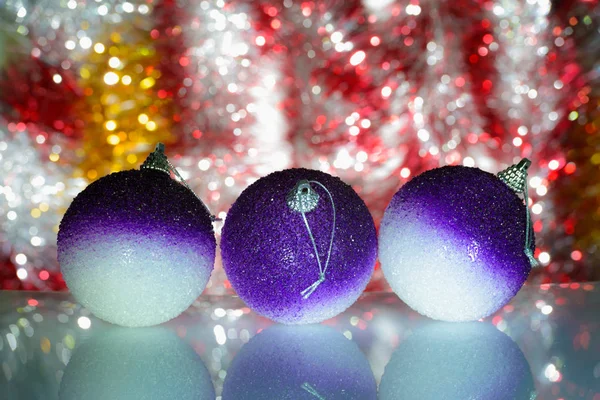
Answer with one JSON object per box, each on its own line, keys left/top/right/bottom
{"left": 0, "top": 0, "right": 598, "bottom": 293}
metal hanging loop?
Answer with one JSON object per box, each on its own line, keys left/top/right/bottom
{"left": 498, "top": 158, "right": 538, "bottom": 267}
{"left": 287, "top": 179, "right": 337, "bottom": 299}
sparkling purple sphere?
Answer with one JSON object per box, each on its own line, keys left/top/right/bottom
{"left": 221, "top": 168, "right": 377, "bottom": 324}
{"left": 379, "top": 166, "right": 534, "bottom": 321}
{"left": 58, "top": 169, "right": 216, "bottom": 327}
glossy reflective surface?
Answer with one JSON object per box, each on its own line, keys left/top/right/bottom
{"left": 0, "top": 283, "right": 598, "bottom": 399}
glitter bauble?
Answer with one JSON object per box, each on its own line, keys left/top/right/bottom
{"left": 379, "top": 322, "right": 535, "bottom": 400}
{"left": 59, "top": 328, "right": 215, "bottom": 400}
{"left": 379, "top": 164, "right": 534, "bottom": 321}
{"left": 222, "top": 325, "right": 377, "bottom": 400}
{"left": 58, "top": 169, "right": 216, "bottom": 327}
{"left": 221, "top": 168, "right": 377, "bottom": 324}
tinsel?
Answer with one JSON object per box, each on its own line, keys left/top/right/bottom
{"left": 251, "top": 0, "right": 577, "bottom": 214}
{"left": 74, "top": 10, "right": 176, "bottom": 179}
{"left": 0, "top": 0, "right": 598, "bottom": 290}
{"left": 0, "top": 121, "right": 86, "bottom": 290}
{"left": 152, "top": 0, "right": 292, "bottom": 214}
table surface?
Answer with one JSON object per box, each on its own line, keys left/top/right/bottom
{"left": 0, "top": 283, "right": 598, "bottom": 400}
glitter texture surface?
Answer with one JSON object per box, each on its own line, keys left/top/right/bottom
{"left": 59, "top": 327, "right": 215, "bottom": 400}
{"left": 222, "top": 324, "right": 377, "bottom": 400}
{"left": 379, "top": 166, "right": 533, "bottom": 321}
{"left": 221, "top": 168, "right": 377, "bottom": 324}
{"left": 57, "top": 169, "right": 216, "bottom": 327}
{"left": 379, "top": 322, "right": 535, "bottom": 400}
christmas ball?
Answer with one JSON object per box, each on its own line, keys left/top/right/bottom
{"left": 221, "top": 168, "right": 377, "bottom": 324}
{"left": 222, "top": 324, "right": 377, "bottom": 400}
{"left": 58, "top": 146, "right": 216, "bottom": 327}
{"left": 60, "top": 327, "right": 215, "bottom": 400}
{"left": 379, "top": 161, "right": 535, "bottom": 321}
{"left": 379, "top": 322, "right": 535, "bottom": 400}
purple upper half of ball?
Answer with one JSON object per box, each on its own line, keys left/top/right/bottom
{"left": 58, "top": 169, "right": 216, "bottom": 257}
{"left": 387, "top": 165, "right": 534, "bottom": 284}
{"left": 221, "top": 168, "right": 377, "bottom": 324}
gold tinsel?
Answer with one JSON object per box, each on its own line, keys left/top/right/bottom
{"left": 76, "top": 24, "right": 174, "bottom": 180}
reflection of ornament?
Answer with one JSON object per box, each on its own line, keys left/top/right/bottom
{"left": 379, "top": 322, "right": 535, "bottom": 399}
{"left": 58, "top": 144, "right": 216, "bottom": 327}
{"left": 60, "top": 327, "right": 215, "bottom": 400}
{"left": 222, "top": 324, "right": 377, "bottom": 400}
{"left": 221, "top": 168, "right": 377, "bottom": 324}
{"left": 379, "top": 161, "right": 535, "bottom": 321}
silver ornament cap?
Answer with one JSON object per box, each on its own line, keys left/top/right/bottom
{"left": 140, "top": 143, "right": 219, "bottom": 221}
{"left": 141, "top": 143, "right": 170, "bottom": 174}
{"left": 287, "top": 180, "right": 320, "bottom": 213}
{"left": 498, "top": 158, "right": 531, "bottom": 194}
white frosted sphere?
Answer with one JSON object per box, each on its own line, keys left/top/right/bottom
{"left": 379, "top": 166, "right": 533, "bottom": 321}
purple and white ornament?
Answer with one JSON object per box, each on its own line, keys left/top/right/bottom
{"left": 379, "top": 160, "right": 536, "bottom": 322}
{"left": 58, "top": 144, "right": 216, "bottom": 327}
{"left": 221, "top": 168, "right": 377, "bottom": 324}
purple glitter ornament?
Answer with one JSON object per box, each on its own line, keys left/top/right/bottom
{"left": 221, "top": 168, "right": 377, "bottom": 324}
{"left": 222, "top": 324, "right": 377, "bottom": 400}
{"left": 58, "top": 146, "right": 216, "bottom": 327}
{"left": 379, "top": 162, "right": 535, "bottom": 322}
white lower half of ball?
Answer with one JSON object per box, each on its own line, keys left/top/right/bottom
{"left": 59, "top": 232, "right": 214, "bottom": 327}
{"left": 379, "top": 216, "right": 521, "bottom": 321}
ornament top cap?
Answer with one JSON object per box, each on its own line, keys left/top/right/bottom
{"left": 516, "top": 158, "right": 531, "bottom": 170}
{"left": 498, "top": 158, "right": 531, "bottom": 194}
{"left": 287, "top": 179, "right": 320, "bottom": 213}
{"left": 141, "top": 143, "right": 170, "bottom": 174}
{"left": 139, "top": 143, "right": 219, "bottom": 221}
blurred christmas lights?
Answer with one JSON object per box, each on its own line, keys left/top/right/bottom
{"left": 0, "top": 0, "right": 599, "bottom": 291}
